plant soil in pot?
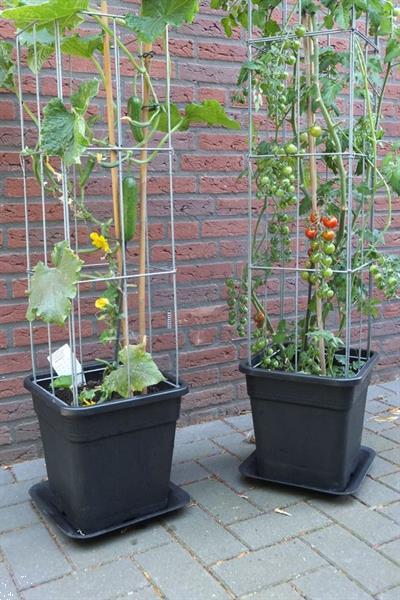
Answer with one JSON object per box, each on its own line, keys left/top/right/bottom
{"left": 216, "top": 1, "right": 400, "bottom": 494}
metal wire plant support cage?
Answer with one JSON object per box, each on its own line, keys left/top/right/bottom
{"left": 225, "top": 0, "right": 400, "bottom": 379}
{"left": 13, "top": 7, "right": 185, "bottom": 407}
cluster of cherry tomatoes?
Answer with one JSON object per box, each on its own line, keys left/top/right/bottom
{"left": 302, "top": 213, "right": 338, "bottom": 298}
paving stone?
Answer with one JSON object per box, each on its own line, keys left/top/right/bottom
{"left": 212, "top": 538, "right": 325, "bottom": 597}
{"left": 0, "top": 468, "right": 13, "bottom": 487}
{"left": 0, "top": 480, "right": 39, "bottom": 509}
{"left": 379, "top": 473, "right": 400, "bottom": 493}
{"left": 198, "top": 452, "right": 246, "bottom": 493}
{"left": 175, "top": 421, "right": 234, "bottom": 445}
{"left": 213, "top": 431, "right": 250, "bottom": 459}
{"left": 369, "top": 456, "right": 399, "bottom": 479}
{"left": 380, "top": 380, "right": 400, "bottom": 394}
{"left": 229, "top": 502, "right": 330, "bottom": 549}
{"left": 303, "top": 524, "right": 400, "bottom": 594}
{"left": 366, "top": 399, "right": 393, "bottom": 415}
{"left": 242, "top": 582, "right": 303, "bottom": 599}
{"left": 365, "top": 415, "right": 399, "bottom": 434}
{"left": 50, "top": 521, "right": 171, "bottom": 569}
{"left": 378, "top": 501, "right": 400, "bottom": 524}
{"left": 22, "top": 558, "right": 148, "bottom": 600}
{"left": 381, "top": 428, "right": 400, "bottom": 444}
{"left": 378, "top": 538, "right": 400, "bottom": 564}
{"left": 11, "top": 459, "right": 46, "bottom": 483}
{"left": 166, "top": 504, "right": 246, "bottom": 565}
{"left": 243, "top": 482, "right": 306, "bottom": 512}
{"left": 354, "top": 476, "right": 400, "bottom": 507}
{"left": 173, "top": 438, "right": 220, "bottom": 464}
{"left": 0, "top": 502, "right": 39, "bottom": 534}
{"left": 294, "top": 565, "right": 373, "bottom": 600}
{"left": 381, "top": 447, "right": 400, "bottom": 466}
{"left": 377, "top": 585, "right": 400, "bottom": 600}
{"left": 310, "top": 496, "right": 400, "bottom": 545}
{"left": 136, "top": 541, "right": 229, "bottom": 599}
{"left": 367, "top": 385, "right": 389, "bottom": 402}
{"left": 362, "top": 430, "right": 396, "bottom": 453}
{"left": 0, "top": 523, "right": 71, "bottom": 590}
{"left": 171, "top": 460, "right": 210, "bottom": 486}
{"left": 115, "top": 588, "right": 160, "bottom": 600}
{"left": 0, "top": 562, "right": 19, "bottom": 600}
{"left": 224, "top": 413, "right": 253, "bottom": 432}
{"left": 184, "top": 478, "right": 261, "bottom": 525}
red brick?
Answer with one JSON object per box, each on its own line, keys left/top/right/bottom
{"left": 198, "top": 87, "right": 226, "bottom": 104}
{"left": 189, "top": 327, "right": 218, "bottom": 346}
{"left": 182, "top": 384, "right": 235, "bottom": 410}
{"left": 181, "top": 345, "right": 236, "bottom": 369}
{"left": 181, "top": 155, "right": 243, "bottom": 172}
{"left": 199, "top": 42, "right": 246, "bottom": 62}
{"left": 199, "top": 133, "right": 247, "bottom": 151}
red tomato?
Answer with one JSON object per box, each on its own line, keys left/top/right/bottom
{"left": 322, "top": 216, "right": 338, "bottom": 229}
{"left": 305, "top": 228, "right": 317, "bottom": 240}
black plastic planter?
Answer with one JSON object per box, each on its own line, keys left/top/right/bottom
{"left": 239, "top": 351, "right": 378, "bottom": 494}
{"left": 25, "top": 367, "right": 189, "bottom": 537}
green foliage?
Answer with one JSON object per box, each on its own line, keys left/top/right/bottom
{"left": 1, "top": 0, "right": 89, "bottom": 29}
{"left": 41, "top": 79, "right": 99, "bottom": 165}
{"left": 27, "top": 241, "right": 83, "bottom": 325}
{"left": 124, "top": 0, "right": 199, "bottom": 43}
{"left": 0, "top": 41, "right": 14, "bottom": 90}
{"left": 102, "top": 343, "right": 166, "bottom": 398}
{"left": 60, "top": 34, "right": 103, "bottom": 59}
{"left": 382, "top": 145, "right": 400, "bottom": 195}
{"left": 156, "top": 99, "right": 239, "bottom": 132}
{"left": 53, "top": 375, "right": 73, "bottom": 390}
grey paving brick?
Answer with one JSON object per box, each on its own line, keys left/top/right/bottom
{"left": 0, "top": 502, "right": 39, "bottom": 534}
{"left": 377, "top": 585, "right": 400, "bottom": 600}
{"left": 213, "top": 431, "right": 250, "bottom": 459}
{"left": 50, "top": 521, "right": 171, "bottom": 569}
{"left": 354, "top": 476, "right": 400, "bottom": 506}
{"left": 367, "top": 384, "right": 391, "bottom": 401}
{"left": 378, "top": 538, "right": 400, "bottom": 564}
{"left": 242, "top": 582, "right": 303, "bottom": 599}
{"left": 198, "top": 452, "right": 246, "bottom": 493}
{"left": 379, "top": 472, "right": 400, "bottom": 493}
{"left": 175, "top": 420, "right": 234, "bottom": 445}
{"left": 365, "top": 414, "right": 399, "bottom": 434}
{"left": 378, "top": 501, "right": 400, "bottom": 524}
{"left": 0, "top": 562, "right": 19, "bottom": 600}
{"left": 136, "top": 541, "right": 229, "bottom": 599}
{"left": 22, "top": 558, "right": 148, "bottom": 600}
{"left": 310, "top": 496, "right": 400, "bottom": 545}
{"left": 229, "top": 502, "right": 330, "bottom": 549}
{"left": 380, "top": 380, "right": 400, "bottom": 394}
{"left": 0, "top": 523, "right": 71, "bottom": 590}
{"left": 11, "top": 459, "right": 46, "bottom": 483}
{"left": 0, "top": 468, "right": 13, "bottom": 487}
{"left": 114, "top": 588, "right": 160, "bottom": 600}
{"left": 294, "top": 565, "right": 373, "bottom": 600}
{"left": 212, "top": 538, "right": 325, "bottom": 597}
{"left": 367, "top": 399, "right": 393, "bottom": 415}
{"left": 303, "top": 524, "right": 400, "bottom": 594}
{"left": 0, "top": 480, "right": 38, "bottom": 509}
{"left": 184, "top": 478, "right": 261, "bottom": 525}
{"left": 381, "top": 447, "right": 400, "bottom": 466}
{"left": 382, "top": 427, "right": 400, "bottom": 443}
{"left": 224, "top": 413, "right": 253, "bottom": 432}
{"left": 166, "top": 504, "right": 246, "bottom": 565}
{"left": 243, "top": 482, "right": 305, "bottom": 512}
{"left": 171, "top": 460, "right": 210, "bottom": 486}
{"left": 173, "top": 438, "right": 220, "bottom": 464}
{"left": 362, "top": 430, "right": 396, "bottom": 453}
{"left": 369, "top": 456, "right": 399, "bottom": 479}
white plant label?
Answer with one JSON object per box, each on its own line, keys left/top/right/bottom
{"left": 47, "top": 344, "right": 85, "bottom": 386}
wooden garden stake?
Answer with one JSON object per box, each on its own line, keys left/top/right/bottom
{"left": 303, "top": 15, "right": 326, "bottom": 374}
{"left": 101, "top": 0, "right": 129, "bottom": 347}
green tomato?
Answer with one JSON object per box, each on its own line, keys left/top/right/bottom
{"left": 276, "top": 188, "right": 285, "bottom": 197}
{"left": 263, "top": 357, "right": 271, "bottom": 366}
{"left": 326, "top": 289, "right": 334, "bottom": 299}
{"left": 282, "top": 165, "right": 293, "bottom": 176}
{"left": 286, "top": 54, "right": 296, "bottom": 65}
{"left": 324, "top": 243, "right": 336, "bottom": 255}
{"left": 279, "top": 71, "right": 289, "bottom": 80}
{"left": 281, "top": 178, "right": 290, "bottom": 188}
{"left": 295, "top": 25, "right": 307, "bottom": 37}
{"left": 285, "top": 143, "right": 298, "bottom": 155}
{"left": 322, "top": 256, "right": 333, "bottom": 267}
{"left": 309, "top": 125, "right": 323, "bottom": 138}
{"left": 288, "top": 185, "right": 296, "bottom": 193}
{"left": 271, "top": 359, "right": 279, "bottom": 369}
{"left": 322, "top": 268, "right": 333, "bottom": 279}
{"left": 291, "top": 39, "right": 301, "bottom": 51}
{"left": 300, "top": 271, "right": 310, "bottom": 282}
{"left": 280, "top": 225, "right": 290, "bottom": 235}
{"left": 388, "top": 276, "right": 398, "bottom": 286}
{"left": 369, "top": 264, "right": 379, "bottom": 275}
{"left": 260, "top": 175, "right": 270, "bottom": 186}
{"left": 309, "top": 274, "right": 317, "bottom": 284}
{"left": 300, "top": 132, "right": 308, "bottom": 144}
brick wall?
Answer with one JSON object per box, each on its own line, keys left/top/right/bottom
{"left": 0, "top": 0, "right": 399, "bottom": 463}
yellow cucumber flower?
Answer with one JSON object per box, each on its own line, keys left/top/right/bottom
{"left": 95, "top": 297, "right": 110, "bottom": 310}
{"left": 90, "top": 232, "right": 111, "bottom": 254}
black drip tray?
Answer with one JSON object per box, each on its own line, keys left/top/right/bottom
{"left": 239, "top": 446, "right": 375, "bottom": 496}
{"left": 30, "top": 481, "right": 190, "bottom": 539}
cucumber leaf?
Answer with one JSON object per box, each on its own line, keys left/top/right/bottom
{"left": 124, "top": 0, "right": 199, "bottom": 43}
{"left": 0, "top": 41, "right": 14, "bottom": 91}
{"left": 184, "top": 99, "right": 240, "bottom": 130}
{"left": 1, "top": 0, "right": 89, "bottom": 29}
{"left": 61, "top": 34, "right": 103, "bottom": 59}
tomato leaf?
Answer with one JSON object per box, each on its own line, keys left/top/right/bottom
{"left": 102, "top": 343, "right": 165, "bottom": 397}
{"left": 27, "top": 241, "right": 83, "bottom": 325}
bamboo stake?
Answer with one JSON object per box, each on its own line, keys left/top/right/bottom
{"left": 101, "top": 0, "right": 129, "bottom": 347}
{"left": 138, "top": 43, "right": 152, "bottom": 346}
{"left": 303, "top": 15, "right": 326, "bottom": 374}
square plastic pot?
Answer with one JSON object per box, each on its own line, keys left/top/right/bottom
{"left": 239, "top": 351, "right": 378, "bottom": 493}
{"left": 25, "top": 368, "right": 188, "bottom": 533}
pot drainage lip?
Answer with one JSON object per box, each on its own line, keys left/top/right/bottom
{"left": 239, "top": 446, "right": 375, "bottom": 496}
{"left": 29, "top": 481, "right": 190, "bottom": 540}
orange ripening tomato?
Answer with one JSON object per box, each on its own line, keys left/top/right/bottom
{"left": 310, "top": 212, "right": 319, "bottom": 224}
{"left": 322, "top": 216, "right": 338, "bottom": 229}
{"left": 323, "top": 230, "right": 335, "bottom": 241}
{"left": 254, "top": 311, "right": 265, "bottom": 327}
{"left": 305, "top": 228, "right": 317, "bottom": 240}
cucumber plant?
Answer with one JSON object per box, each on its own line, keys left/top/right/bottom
{"left": 1, "top": 0, "right": 240, "bottom": 404}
